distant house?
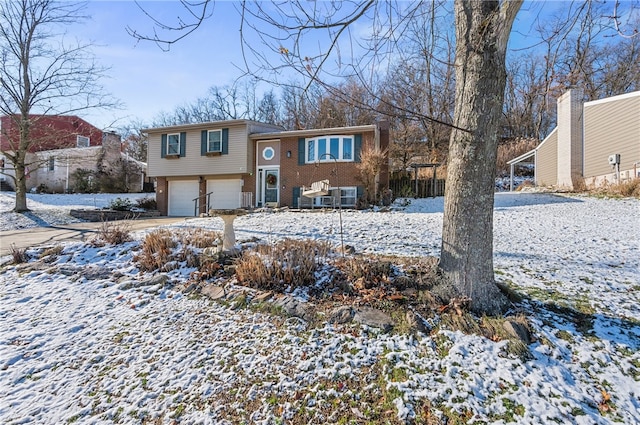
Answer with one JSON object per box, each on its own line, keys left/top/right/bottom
{"left": 0, "top": 115, "right": 147, "bottom": 193}
{"left": 144, "top": 120, "right": 390, "bottom": 216}
{"left": 508, "top": 90, "right": 640, "bottom": 190}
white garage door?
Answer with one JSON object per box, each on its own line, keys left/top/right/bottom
{"left": 206, "top": 179, "right": 242, "bottom": 209}
{"left": 168, "top": 180, "right": 199, "bottom": 216}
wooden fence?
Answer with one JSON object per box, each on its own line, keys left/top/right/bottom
{"left": 388, "top": 177, "right": 446, "bottom": 198}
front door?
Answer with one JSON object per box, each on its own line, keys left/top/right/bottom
{"left": 256, "top": 140, "right": 280, "bottom": 207}
{"left": 259, "top": 168, "right": 279, "bottom": 207}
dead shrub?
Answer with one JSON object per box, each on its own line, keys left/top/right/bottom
{"left": 134, "top": 229, "right": 176, "bottom": 272}
{"left": 336, "top": 255, "right": 395, "bottom": 290}
{"left": 356, "top": 147, "right": 389, "bottom": 205}
{"left": 571, "top": 173, "right": 587, "bottom": 192}
{"left": 10, "top": 244, "right": 28, "bottom": 264}
{"left": 178, "top": 228, "right": 222, "bottom": 249}
{"left": 93, "top": 220, "right": 132, "bottom": 245}
{"left": 39, "top": 245, "right": 64, "bottom": 262}
{"left": 235, "top": 239, "right": 332, "bottom": 291}
{"left": 593, "top": 179, "right": 640, "bottom": 198}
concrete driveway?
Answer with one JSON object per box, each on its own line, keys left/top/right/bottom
{"left": 0, "top": 217, "right": 187, "bottom": 257}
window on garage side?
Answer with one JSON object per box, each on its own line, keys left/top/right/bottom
{"left": 161, "top": 132, "right": 186, "bottom": 158}
{"left": 167, "top": 133, "right": 180, "bottom": 155}
{"left": 207, "top": 130, "right": 222, "bottom": 153}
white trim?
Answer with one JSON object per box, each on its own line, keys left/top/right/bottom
{"left": 584, "top": 90, "right": 640, "bottom": 107}
{"left": 207, "top": 129, "right": 222, "bottom": 153}
{"left": 167, "top": 133, "right": 180, "bottom": 156}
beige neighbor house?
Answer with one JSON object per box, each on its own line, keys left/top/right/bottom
{"left": 508, "top": 89, "right": 640, "bottom": 190}
{"left": 26, "top": 132, "right": 147, "bottom": 193}
{"left": 144, "top": 120, "right": 390, "bottom": 216}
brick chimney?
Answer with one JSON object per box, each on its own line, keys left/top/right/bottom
{"left": 556, "top": 89, "right": 584, "bottom": 189}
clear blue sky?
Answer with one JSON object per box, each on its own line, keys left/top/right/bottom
{"left": 76, "top": 1, "right": 247, "bottom": 130}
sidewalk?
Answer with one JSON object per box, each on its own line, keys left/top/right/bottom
{"left": 0, "top": 217, "right": 187, "bottom": 256}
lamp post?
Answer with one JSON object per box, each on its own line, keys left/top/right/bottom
{"left": 318, "top": 153, "right": 345, "bottom": 256}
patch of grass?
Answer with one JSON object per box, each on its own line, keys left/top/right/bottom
{"left": 39, "top": 245, "right": 64, "bottom": 261}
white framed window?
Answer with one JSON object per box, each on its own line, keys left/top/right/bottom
{"left": 76, "top": 135, "right": 90, "bottom": 148}
{"left": 48, "top": 157, "right": 55, "bottom": 171}
{"left": 167, "top": 133, "right": 180, "bottom": 155}
{"left": 313, "top": 187, "right": 357, "bottom": 207}
{"left": 207, "top": 130, "right": 222, "bottom": 153}
{"left": 306, "top": 135, "right": 354, "bottom": 163}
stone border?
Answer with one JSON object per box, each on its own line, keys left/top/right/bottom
{"left": 70, "top": 209, "right": 161, "bottom": 222}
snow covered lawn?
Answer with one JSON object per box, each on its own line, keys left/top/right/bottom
{"left": 0, "top": 192, "right": 638, "bottom": 424}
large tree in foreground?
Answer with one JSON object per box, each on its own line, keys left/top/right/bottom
{"left": 0, "top": 0, "right": 113, "bottom": 212}
{"left": 439, "top": 0, "right": 521, "bottom": 314}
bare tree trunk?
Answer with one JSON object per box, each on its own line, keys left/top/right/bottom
{"left": 440, "top": 0, "right": 522, "bottom": 315}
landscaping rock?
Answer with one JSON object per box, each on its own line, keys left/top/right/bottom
{"left": 405, "top": 309, "right": 431, "bottom": 334}
{"left": 503, "top": 320, "right": 531, "bottom": 344}
{"left": 329, "top": 306, "right": 354, "bottom": 324}
{"left": 201, "top": 285, "right": 226, "bottom": 300}
{"left": 118, "top": 274, "right": 168, "bottom": 290}
{"left": 353, "top": 307, "right": 393, "bottom": 332}
{"left": 253, "top": 291, "right": 274, "bottom": 303}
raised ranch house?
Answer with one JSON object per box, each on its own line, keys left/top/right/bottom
{"left": 508, "top": 90, "right": 640, "bottom": 190}
{"left": 0, "top": 115, "right": 147, "bottom": 193}
{"left": 144, "top": 120, "right": 390, "bottom": 216}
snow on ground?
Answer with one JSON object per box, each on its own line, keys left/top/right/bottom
{"left": 0, "top": 192, "right": 639, "bottom": 424}
{"left": 0, "top": 193, "right": 152, "bottom": 231}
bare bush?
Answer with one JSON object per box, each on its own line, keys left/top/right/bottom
{"left": 10, "top": 244, "right": 28, "bottom": 264}
{"left": 235, "top": 239, "right": 332, "bottom": 291}
{"left": 134, "top": 229, "right": 176, "bottom": 272}
{"left": 178, "top": 228, "right": 222, "bottom": 249}
{"left": 591, "top": 179, "right": 640, "bottom": 198}
{"left": 356, "top": 147, "right": 388, "bottom": 205}
{"left": 336, "top": 256, "right": 395, "bottom": 290}
{"left": 93, "top": 220, "right": 132, "bottom": 245}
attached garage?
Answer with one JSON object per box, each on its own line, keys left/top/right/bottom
{"left": 206, "top": 179, "right": 243, "bottom": 209}
{"left": 168, "top": 180, "right": 199, "bottom": 216}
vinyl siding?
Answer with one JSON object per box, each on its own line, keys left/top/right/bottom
{"left": 583, "top": 93, "right": 640, "bottom": 178}
{"left": 536, "top": 128, "right": 558, "bottom": 187}
{"left": 147, "top": 125, "right": 250, "bottom": 177}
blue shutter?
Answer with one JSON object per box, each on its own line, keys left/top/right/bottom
{"left": 201, "top": 130, "right": 207, "bottom": 155}
{"left": 222, "top": 128, "right": 229, "bottom": 154}
{"left": 179, "top": 132, "right": 186, "bottom": 157}
{"left": 357, "top": 185, "right": 364, "bottom": 199}
{"left": 161, "top": 134, "right": 167, "bottom": 158}
{"left": 292, "top": 187, "right": 300, "bottom": 208}
{"left": 354, "top": 134, "right": 362, "bottom": 163}
{"left": 298, "top": 138, "right": 305, "bottom": 165}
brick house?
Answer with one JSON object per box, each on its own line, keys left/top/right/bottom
{"left": 0, "top": 115, "right": 146, "bottom": 193}
{"left": 144, "top": 120, "right": 389, "bottom": 216}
